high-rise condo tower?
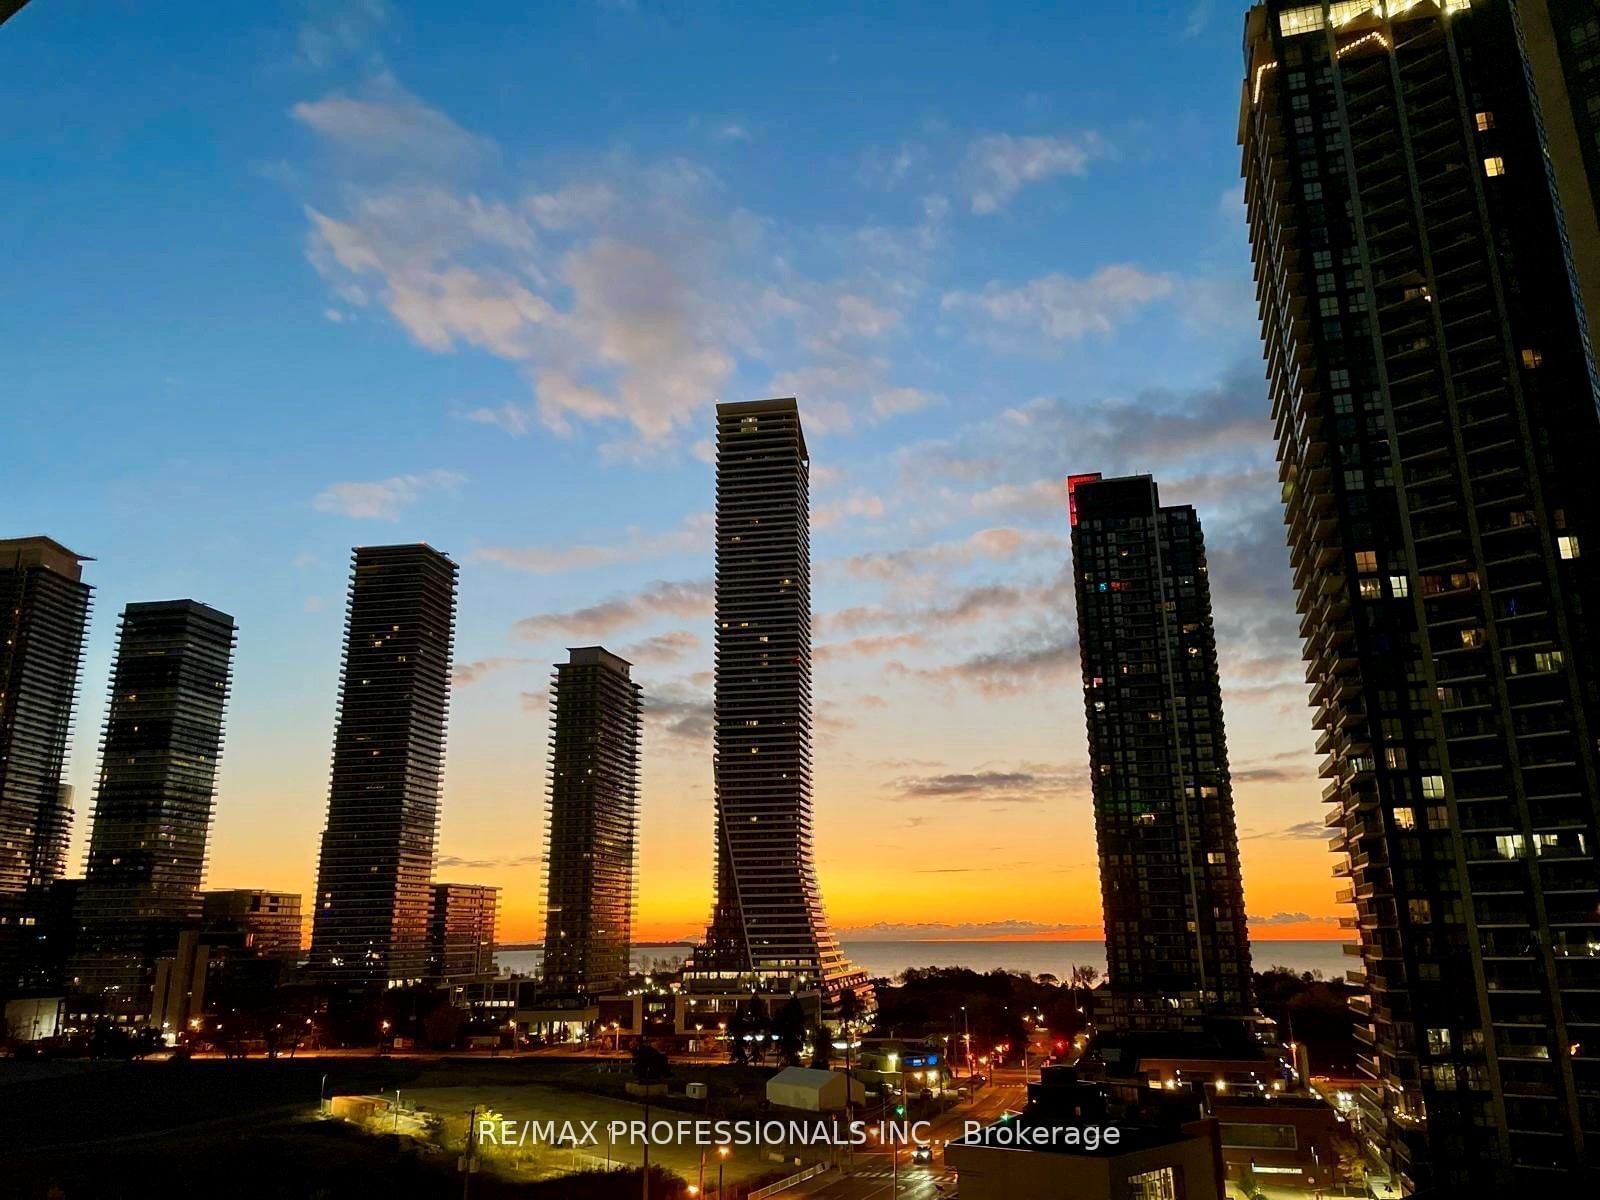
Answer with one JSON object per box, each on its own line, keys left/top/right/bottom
{"left": 1241, "top": 0, "right": 1600, "bottom": 1187}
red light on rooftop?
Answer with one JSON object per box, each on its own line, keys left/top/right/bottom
{"left": 1065, "top": 473, "right": 1102, "bottom": 527}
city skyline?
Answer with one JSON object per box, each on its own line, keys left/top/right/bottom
{"left": 3, "top": 0, "right": 1339, "bottom": 946}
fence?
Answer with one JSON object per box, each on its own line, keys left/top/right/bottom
{"left": 748, "top": 1162, "right": 831, "bottom": 1200}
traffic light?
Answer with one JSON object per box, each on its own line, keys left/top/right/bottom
{"left": 895, "top": 1104, "right": 906, "bottom": 1116}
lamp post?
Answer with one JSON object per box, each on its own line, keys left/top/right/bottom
{"left": 716, "top": 1144, "right": 729, "bottom": 1199}
{"left": 961, "top": 1006, "right": 972, "bottom": 1080}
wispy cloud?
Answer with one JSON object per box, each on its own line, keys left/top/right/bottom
{"left": 943, "top": 264, "right": 1173, "bottom": 342}
{"left": 890, "top": 766, "right": 1082, "bottom": 803}
{"left": 644, "top": 683, "right": 714, "bottom": 743}
{"left": 437, "top": 851, "right": 543, "bottom": 870}
{"left": 475, "top": 513, "right": 710, "bottom": 574}
{"left": 513, "top": 578, "right": 712, "bottom": 641}
{"left": 619, "top": 630, "right": 702, "bottom": 665}
{"left": 292, "top": 75, "right": 489, "bottom": 167}
{"left": 839, "top": 527, "right": 1062, "bottom": 581}
{"left": 311, "top": 468, "right": 463, "bottom": 519}
{"left": 816, "top": 632, "right": 929, "bottom": 662}
{"left": 888, "top": 626, "right": 1078, "bottom": 697}
{"left": 452, "top": 656, "right": 538, "bottom": 687}
{"left": 962, "top": 132, "right": 1104, "bottom": 214}
{"left": 1249, "top": 911, "right": 1340, "bottom": 927}
{"left": 294, "top": 0, "right": 392, "bottom": 70}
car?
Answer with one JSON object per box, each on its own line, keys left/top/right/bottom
{"left": 911, "top": 1145, "right": 933, "bottom": 1165}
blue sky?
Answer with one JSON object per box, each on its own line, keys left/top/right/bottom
{"left": 1, "top": 0, "right": 1335, "bottom": 942}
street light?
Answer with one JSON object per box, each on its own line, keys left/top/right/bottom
{"left": 717, "top": 1144, "right": 730, "bottom": 1199}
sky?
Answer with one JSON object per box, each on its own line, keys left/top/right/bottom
{"left": 0, "top": 0, "right": 1341, "bottom": 946}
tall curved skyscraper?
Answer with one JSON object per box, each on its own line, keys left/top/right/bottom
{"left": 688, "top": 398, "right": 866, "bottom": 1014}
{"left": 309, "top": 543, "right": 457, "bottom": 988}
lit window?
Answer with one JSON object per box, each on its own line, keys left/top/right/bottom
{"left": 1392, "top": 806, "right": 1416, "bottom": 830}
{"left": 1521, "top": 348, "right": 1544, "bottom": 369}
{"left": 1385, "top": 747, "right": 1408, "bottom": 769}
{"left": 1534, "top": 650, "right": 1565, "bottom": 672}
{"left": 1426, "top": 1027, "right": 1452, "bottom": 1055}
{"left": 1389, "top": 574, "right": 1410, "bottom": 597}
{"left": 1483, "top": 156, "right": 1506, "bottom": 177}
{"left": 1421, "top": 775, "right": 1446, "bottom": 800}
{"left": 1558, "top": 535, "right": 1580, "bottom": 560}
{"left": 1409, "top": 898, "right": 1432, "bottom": 924}
{"left": 1354, "top": 550, "right": 1378, "bottom": 572}
{"left": 1460, "top": 628, "right": 1484, "bottom": 648}
{"left": 1360, "top": 578, "right": 1382, "bottom": 599}
{"left": 1475, "top": 111, "right": 1494, "bottom": 132}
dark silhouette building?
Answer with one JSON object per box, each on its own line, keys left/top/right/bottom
{"left": 541, "top": 646, "right": 639, "bottom": 996}
{"left": 309, "top": 544, "right": 457, "bottom": 988}
{"left": 201, "top": 889, "right": 303, "bottom": 961}
{"left": 687, "top": 398, "right": 867, "bottom": 1013}
{"left": 70, "top": 600, "right": 236, "bottom": 1017}
{"left": 1068, "top": 474, "right": 1253, "bottom": 1033}
{"left": 429, "top": 882, "right": 498, "bottom": 983}
{"left": 1241, "top": 0, "right": 1600, "bottom": 1187}
{"left": 0, "top": 538, "right": 92, "bottom": 994}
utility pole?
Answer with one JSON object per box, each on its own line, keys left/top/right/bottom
{"left": 462, "top": 1106, "right": 477, "bottom": 1200}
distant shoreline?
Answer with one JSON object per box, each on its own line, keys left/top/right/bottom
{"left": 496, "top": 935, "right": 1347, "bottom": 950}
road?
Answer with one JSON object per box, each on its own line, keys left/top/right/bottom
{"left": 797, "top": 1074, "right": 1026, "bottom": 1199}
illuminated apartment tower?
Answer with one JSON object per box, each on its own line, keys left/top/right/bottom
{"left": 1241, "top": 0, "right": 1600, "bottom": 1188}
{"left": 541, "top": 647, "right": 639, "bottom": 996}
{"left": 1068, "top": 474, "right": 1253, "bottom": 1033}
{"left": 309, "top": 544, "right": 457, "bottom": 988}
{"left": 70, "top": 601, "right": 236, "bottom": 1014}
{"left": 0, "top": 537, "right": 91, "bottom": 992}
{"left": 690, "top": 398, "right": 866, "bottom": 1010}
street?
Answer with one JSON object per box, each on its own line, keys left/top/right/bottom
{"left": 794, "top": 1073, "right": 1026, "bottom": 1199}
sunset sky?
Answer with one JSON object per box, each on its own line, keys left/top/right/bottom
{"left": 2, "top": 0, "right": 1340, "bottom": 944}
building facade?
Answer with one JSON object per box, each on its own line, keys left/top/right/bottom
{"left": 1240, "top": 0, "right": 1600, "bottom": 1187}
{"left": 309, "top": 544, "right": 457, "bottom": 988}
{"left": 70, "top": 600, "right": 237, "bottom": 1016}
{"left": 429, "top": 882, "right": 498, "bottom": 982}
{"left": 1068, "top": 474, "right": 1254, "bottom": 1033}
{"left": 0, "top": 538, "right": 92, "bottom": 989}
{"left": 201, "top": 889, "right": 303, "bottom": 960}
{"left": 541, "top": 646, "right": 640, "bottom": 996}
{"left": 688, "top": 398, "right": 867, "bottom": 1011}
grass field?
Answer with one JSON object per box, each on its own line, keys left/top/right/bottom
{"left": 0, "top": 1055, "right": 807, "bottom": 1198}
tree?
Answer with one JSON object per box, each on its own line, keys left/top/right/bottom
{"left": 632, "top": 1041, "right": 670, "bottom": 1085}
{"left": 727, "top": 1000, "right": 756, "bottom": 1066}
{"left": 809, "top": 1023, "right": 832, "bottom": 1070}
{"left": 1069, "top": 964, "right": 1100, "bottom": 1011}
{"left": 772, "top": 997, "right": 807, "bottom": 1067}
{"left": 837, "top": 985, "right": 864, "bottom": 1034}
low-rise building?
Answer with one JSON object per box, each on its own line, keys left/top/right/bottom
{"left": 766, "top": 1066, "right": 866, "bottom": 1112}
{"left": 945, "top": 1067, "right": 1224, "bottom": 1200}
{"left": 201, "top": 889, "right": 302, "bottom": 960}
{"left": 428, "top": 883, "right": 498, "bottom": 982}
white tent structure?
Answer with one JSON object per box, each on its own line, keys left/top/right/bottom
{"left": 765, "top": 1067, "right": 867, "bottom": 1112}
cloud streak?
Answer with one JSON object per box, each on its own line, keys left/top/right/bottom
{"left": 513, "top": 578, "right": 712, "bottom": 641}
{"left": 312, "top": 468, "right": 463, "bottom": 519}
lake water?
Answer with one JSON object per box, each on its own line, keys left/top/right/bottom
{"left": 497, "top": 939, "right": 1349, "bottom": 983}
